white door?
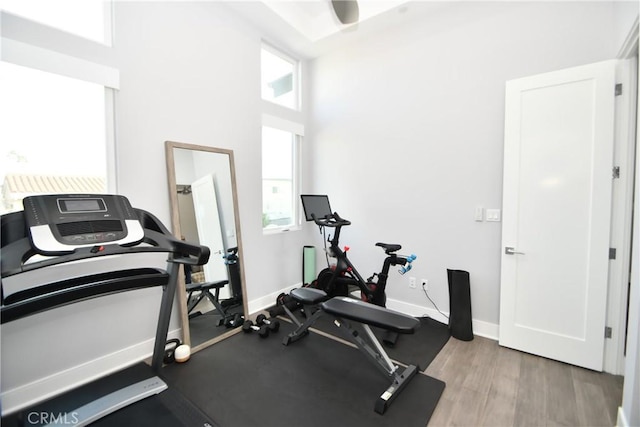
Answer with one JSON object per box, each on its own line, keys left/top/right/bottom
{"left": 191, "top": 174, "right": 229, "bottom": 298}
{"left": 499, "top": 60, "right": 617, "bottom": 371}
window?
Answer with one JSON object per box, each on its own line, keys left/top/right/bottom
{"left": 1, "top": 0, "right": 110, "bottom": 45}
{"left": 0, "top": 63, "right": 109, "bottom": 214}
{"left": 0, "top": 5, "right": 117, "bottom": 215}
{"left": 260, "top": 43, "right": 303, "bottom": 232}
{"left": 262, "top": 122, "right": 301, "bottom": 231}
{"left": 261, "top": 44, "right": 299, "bottom": 110}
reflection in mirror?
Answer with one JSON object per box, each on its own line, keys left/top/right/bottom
{"left": 166, "top": 141, "right": 247, "bottom": 351}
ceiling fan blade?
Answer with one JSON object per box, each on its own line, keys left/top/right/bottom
{"left": 331, "top": 0, "right": 359, "bottom": 25}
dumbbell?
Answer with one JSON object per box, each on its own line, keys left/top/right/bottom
{"left": 242, "top": 320, "right": 269, "bottom": 338}
{"left": 225, "top": 313, "right": 244, "bottom": 328}
{"left": 256, "top": 314, "right": 280, "bottom": 332}
{"left": 163, "top": 338, "right": 181, "bottom": 364}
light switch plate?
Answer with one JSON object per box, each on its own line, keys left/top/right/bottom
{"left": 474, "top": 206, "right": 484, "bottom": 222}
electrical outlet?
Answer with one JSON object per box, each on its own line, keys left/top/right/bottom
{"left": 421, "top": 279, "right": 428, "bottom": 291}
{"left": 409, "top": 277, "right": 417, "bottom": 288}
{"left": 486, "top": 209, "right": 501, "bottom": 222}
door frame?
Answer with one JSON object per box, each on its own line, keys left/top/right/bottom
{"left": 606, "top": 21, "right": 639, "bottom": 375}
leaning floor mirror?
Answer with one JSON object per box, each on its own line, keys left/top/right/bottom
{"left": 165, "top": 141, "right": 247, "bottom": 351}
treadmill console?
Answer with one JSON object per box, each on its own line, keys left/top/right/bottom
{"left": 23, "top": 194, "right": 144, "bottom": 253}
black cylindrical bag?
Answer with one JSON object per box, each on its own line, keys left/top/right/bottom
{"left": 447, "top": 269, "right": 474, "bottom": 341}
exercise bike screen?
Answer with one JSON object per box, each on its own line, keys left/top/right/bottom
{"left": 301, "top": 195, "right": 332, "bottom": 221}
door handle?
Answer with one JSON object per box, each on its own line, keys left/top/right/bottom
{"left": 505, "top": 247, "right": 525, "bottom": 255}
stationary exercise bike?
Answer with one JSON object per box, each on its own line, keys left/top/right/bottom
{"left": 302, "top": 195, "right": 416, "bottom": 309}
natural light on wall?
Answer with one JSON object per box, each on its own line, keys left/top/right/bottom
{"left": 0, "top": 63, "right": 107, "bottom": 215}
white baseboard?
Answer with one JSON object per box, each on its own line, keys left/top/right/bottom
{"left": 385, "top": 298, "right": 499, "bottom": 341}
{"left": 249, "top": 287, "right": 500, "bottom": 341}
{"left": 247, "top": 283, "right": 302, "bottom": 315}
{"left": 1, "top": 328, "right": 181, "bottom": 416}
{"left": 617, "top": 406, "right": 629, "bottom": 427}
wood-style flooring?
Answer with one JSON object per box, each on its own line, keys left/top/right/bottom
{"left": 424, "top": 336, "right": 624, "bottom": 426}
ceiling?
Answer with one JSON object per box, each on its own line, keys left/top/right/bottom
{"left": 226, "top": 0, "right": 417, "bottom": 58}
{"left": 261, "top": 1, "right": 409, "bottom": 42}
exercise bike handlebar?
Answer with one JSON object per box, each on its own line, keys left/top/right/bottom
{"left": 311, "top": 212, "right": 351, "bottom": 228}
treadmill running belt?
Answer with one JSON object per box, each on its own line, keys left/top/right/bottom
{"left": 93, "top": 387, "right": 215, "bottom": 427}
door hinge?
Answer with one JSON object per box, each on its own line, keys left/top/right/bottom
{"left": 612, "top": 166, "right": 620, "bottom": 179}
{"left": 615, "top": 83, "right": 623, "bottom": 96}
{"left": 609, "top": 248, "right": 617, "bottom": 260}
{"left": 605, "top": 326, "right": 612, "bottom": 339}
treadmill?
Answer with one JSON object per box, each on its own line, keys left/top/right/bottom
{"left": 1, "top": 194, "right": 217, "bottom": 426}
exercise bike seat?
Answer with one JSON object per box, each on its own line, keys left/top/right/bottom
{"left": 321, "top": 297, "right": 419, "bottom": 334}
{"left": 290, "top": 287, "right": 328, "bottom": 305}
{"left": 375, "top": 242, "right": 401, "bottom": 254}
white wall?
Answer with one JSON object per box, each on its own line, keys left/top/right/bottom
{"left": 113, "top": 1, "right": 311, "bottom": 307}
{"left": 614, "top": 2, "right": 639, "bottom": 55}
{"left": 306, "top": 2, "right": 619, "bottom": 329}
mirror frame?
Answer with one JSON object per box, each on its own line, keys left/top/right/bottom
{"left": 165, "top": 140, "right": 248, "bottom": 351}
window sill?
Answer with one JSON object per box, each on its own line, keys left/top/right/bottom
{"left": 263, "top": 225, "right": 301, "bottom": 235}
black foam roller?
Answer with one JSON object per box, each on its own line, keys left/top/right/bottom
{"left": 447, "top": 269, "right": 474, "bottom": 341}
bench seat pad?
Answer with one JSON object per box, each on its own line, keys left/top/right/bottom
{"left": 321, "top": 297, "right": 419, "bottom": 334}
{"left": 185, "top": 280, "right": 228, "bottom": 292}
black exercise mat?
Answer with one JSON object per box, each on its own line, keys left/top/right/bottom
{"left": 162, "top": 324, "right": 445, "bottom": 427}
{"left": 309, "top": 315, "right": 451, "bottom": 371}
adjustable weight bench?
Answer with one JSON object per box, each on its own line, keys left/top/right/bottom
{"left": 186, "top": 279, "right": 230, "bottom": 325}
{"left": 283, "top": 287, "right": 420, "bottom": 414}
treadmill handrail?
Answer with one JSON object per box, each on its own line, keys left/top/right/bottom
{"left": 1, "top": 208, "right": 210, "bottom": 278}
{"left": 1, "top": 268, "right": 170, "bottom": 324}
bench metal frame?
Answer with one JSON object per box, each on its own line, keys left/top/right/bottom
{"left": 282, "top": 288, "right": 419, "bottom": 414}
